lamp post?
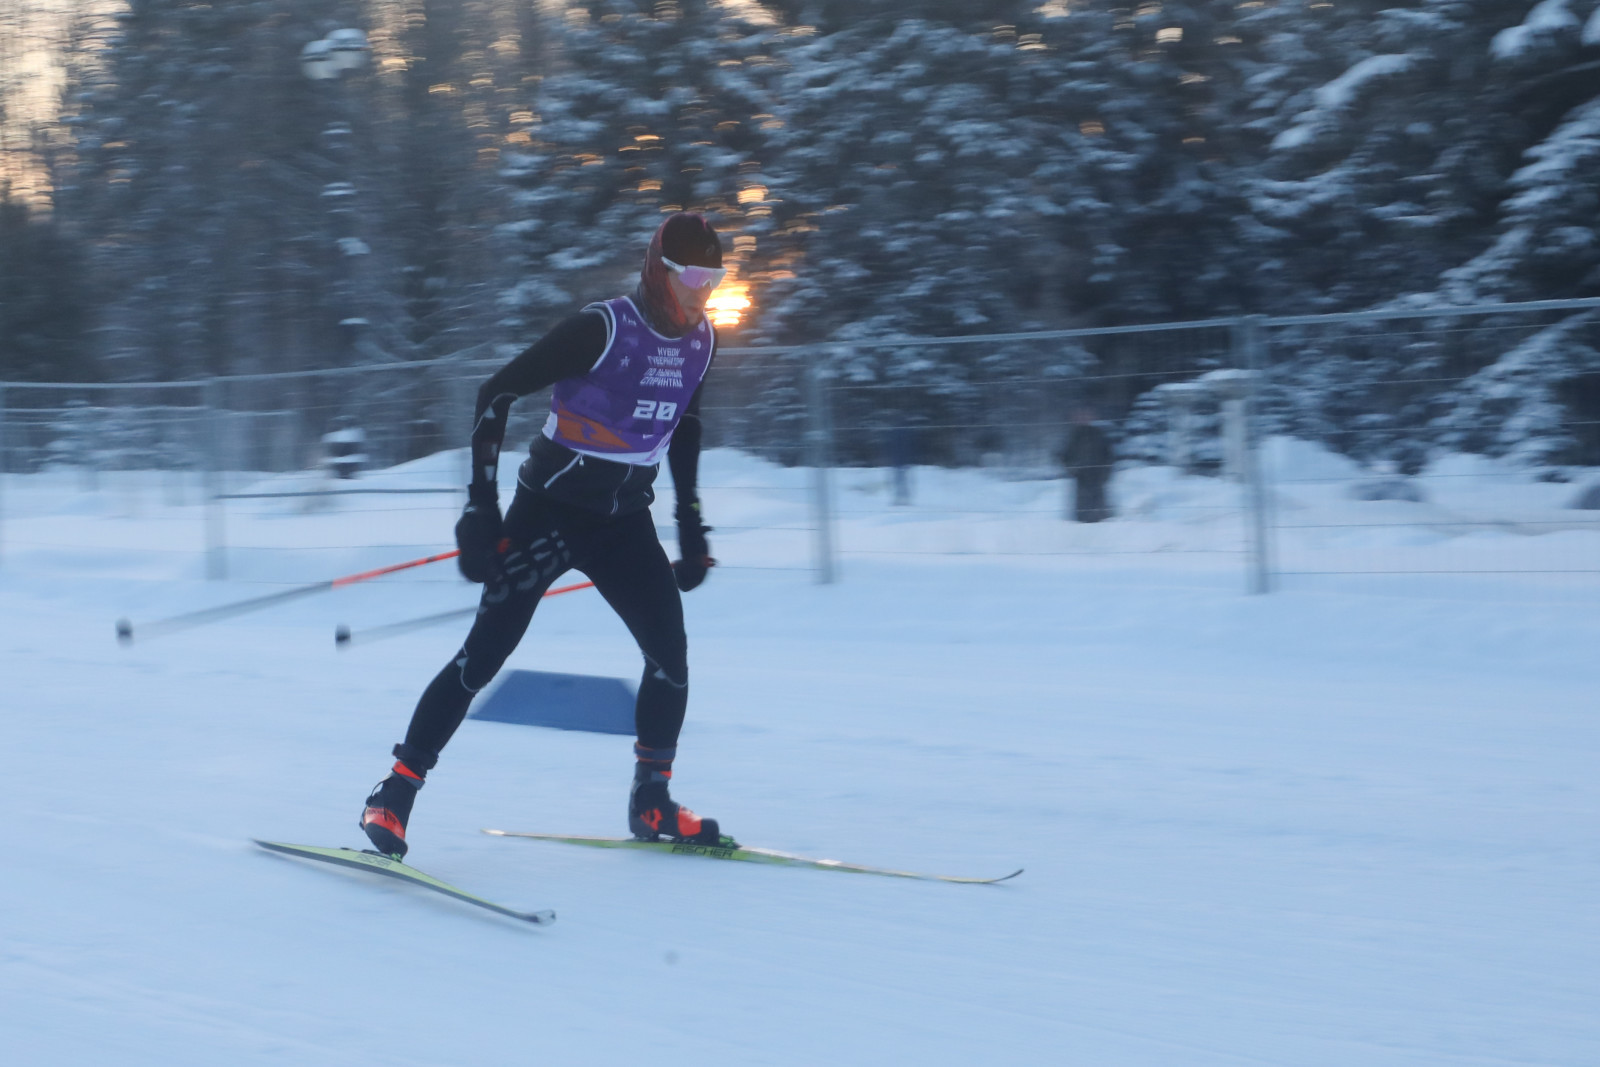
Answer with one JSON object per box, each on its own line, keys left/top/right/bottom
{"left": 300, "top": 29, "right": 371, "bottom": 363}
{"left": 300, "top": 29, "right": 370, "bottom": 80}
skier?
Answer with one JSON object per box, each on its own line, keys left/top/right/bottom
{"left": 360, "top": 212, "right": 730, "bottom": 858}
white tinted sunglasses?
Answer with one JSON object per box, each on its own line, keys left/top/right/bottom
{"left": 661, "top": 256, "right": 728, "bottom": 290}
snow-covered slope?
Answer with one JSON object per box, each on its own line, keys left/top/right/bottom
{"left": 2, "top": 449, "right": 1597, "bottom": 1065}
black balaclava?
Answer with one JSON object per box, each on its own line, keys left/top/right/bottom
{"left": 636, "top": 212, "right": 722, "bottom": 337}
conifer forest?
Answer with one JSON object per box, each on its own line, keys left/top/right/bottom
{"left": 1, "top": 1, "right": 1598, "bottom": 469}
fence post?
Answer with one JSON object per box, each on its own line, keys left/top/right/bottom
{"left": 1234, "top": 316, "right": 1272, "bottom": 594}
{"left": 203, "top": 378, "right": 228, "bottom": 580}
{"left": 804, "top": 350, "right": 836, "bottom": 585}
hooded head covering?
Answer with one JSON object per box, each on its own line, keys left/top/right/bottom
{"left": 636, "top": 212, "right": 722, "bottom": 336}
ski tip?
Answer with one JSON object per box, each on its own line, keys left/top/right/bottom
{"left": 991, "top": 868, "right": 1024, "bottom": 884}
{"left": 522, "top": 909, "right": 558, "bottom": 925}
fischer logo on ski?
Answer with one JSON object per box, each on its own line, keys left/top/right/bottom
{"left": 670, "top": 842, "right": 739, "bottom": 859}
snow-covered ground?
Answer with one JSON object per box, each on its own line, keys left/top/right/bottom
{"left": 3, "top": 445, "right": 1598, "bottom": 1065}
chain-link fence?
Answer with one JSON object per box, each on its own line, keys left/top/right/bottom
{"left": 801, "top": 319, "right": 1258, "bottom": 585}
{"left": 797, "top": 299, "right": 1600, "bottom": 587}
{"left": 1258, "top": 302, "right": 1600, "bottom": 582}
{"left": 0, "top": 351, "right": 823, "bottom": 581}
{"left": 2, "top": 296, "right": 1598, "bottom": 589}
{"left": 0, "top": 362, "right": 492, "bottom": 580}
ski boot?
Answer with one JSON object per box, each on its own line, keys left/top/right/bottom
{"left": 359, "top": 743, "right": 437, "bottom": 859}
{"left": 628, "top": 748, "right": 733, "bottom": 847}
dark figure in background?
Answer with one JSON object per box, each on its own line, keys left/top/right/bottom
{"left": 1060, "top": 407, "right": 1115, "bottom": 523}
{"left": 359, "top": 213, "right": 731, "bottom": 859}
{"left": 884, "top": 424, "right": 915, "bottom": 506}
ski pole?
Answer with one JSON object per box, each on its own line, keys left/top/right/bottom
{"left": 116, "top": 549, "right": 461, "bottom": 645}
{"left": 334, "top": 577, "right": 599, "bottom": 647}
{"left": 332, "top": 557, "right": 714, "bottom": 648}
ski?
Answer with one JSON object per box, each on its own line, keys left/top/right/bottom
{"left": 482, "top": 830, "right": 1023, "bottom": 885}
{"left": 253, "top": 840, "right": 556, "bottom": 925}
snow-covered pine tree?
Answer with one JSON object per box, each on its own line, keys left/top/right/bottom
{"left": 0, "top": 192, "right": 91, "bottom": 381}
{"left": 1440, "top": 1, "right": 1600, "bottom": 304}
{"left": 496, "top": 0, "right": 785, "bottom": 339}
{"left": 1429, "top": 311, "right": 1600, "bottom": 471}
{"left": 745, "top": 8, "right": 1071, "bottom": 464}
{"left": 1421, "top": 2, "right": 1600, "bottom": 470}
{"left": 366, "top": 0, "right": 538, "bottom": 360}
{"left": 61, "top": 0, "right": 395, "bottom": 380}
{"left": 1242, "top": 0, "right": 1520, "bottom": 314}
{"left": 1238, "top": 2, "right": 1594, "bottom": 471}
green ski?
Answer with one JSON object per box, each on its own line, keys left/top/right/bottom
{"left": 482, "top": 830, "right": 1022, "bottom": 885}
{"left": 254, "top": 840, "right": 555, "bottom": 925}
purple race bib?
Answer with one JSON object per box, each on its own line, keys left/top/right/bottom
{"left": 542, "top": 296, "right": 715, "bottom": 464}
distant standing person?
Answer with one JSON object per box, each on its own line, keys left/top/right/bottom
{"left": 885, "top": 424, "right": 915, "bottom": 506}
{"left": 359, "top": 213, "right": 731, "bottom": 858}
{"left": 1060, "top": 406, "right": 1115, "bottom": 523}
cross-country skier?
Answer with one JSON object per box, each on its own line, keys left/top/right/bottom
{"left": 360, "top": 212, "right": 730, "bottom": 858}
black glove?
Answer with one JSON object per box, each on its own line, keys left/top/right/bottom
{"left": 454, "top": 499, "right": 504, "bottom": 584}
{"left": 674, "top": 504, "right": 713, "bottom": 592}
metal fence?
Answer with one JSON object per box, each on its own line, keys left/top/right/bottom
{"left": 1, "top": 296, "right": 1598, "bottom": 590}
{"left": 1253, "top": 303, "right": 1600, "bottom": 582}
{"left": 795, "top": 317, "right": 1256, "bottom": 587}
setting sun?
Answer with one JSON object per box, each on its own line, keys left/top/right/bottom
{"left": 706, "top": 282, "right": 752, "bottom": 328}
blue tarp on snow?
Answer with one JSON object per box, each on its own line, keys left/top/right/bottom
{"left": 468, "top": 669, "right": 635, "bottom": 735}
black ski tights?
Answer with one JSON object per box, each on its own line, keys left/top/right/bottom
{"left": 402, "top": 490, "right": 689, "bottom": 759}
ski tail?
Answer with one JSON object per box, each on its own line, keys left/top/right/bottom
{"left": 254, "top": 840, "right": 555, "bottom": 925}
